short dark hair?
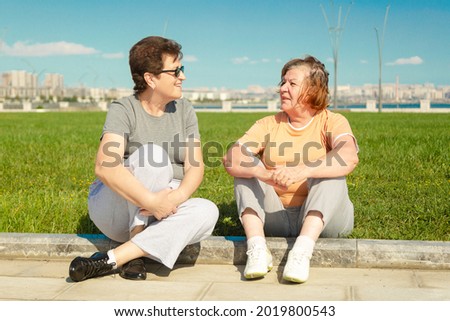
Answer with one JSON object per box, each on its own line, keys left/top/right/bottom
{"left": 280, "top": 55, "right": 330, "bottom": 110}
{"left": 129, "top": 36, "right": 183, "bottom": 94}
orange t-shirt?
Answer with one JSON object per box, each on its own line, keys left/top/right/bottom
{"left": 237, "top": 109, "right": 356, "bottom": 207}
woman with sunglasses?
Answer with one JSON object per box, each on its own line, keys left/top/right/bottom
{"left": 69, "top": 36, "right": 219, "bottom": 282}
{"left": 223, "top": 56, "right": 359, "bottom": 283}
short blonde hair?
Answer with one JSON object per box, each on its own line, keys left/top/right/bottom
{"left": 280, "top": 56, "right": 330, "bottom": 110}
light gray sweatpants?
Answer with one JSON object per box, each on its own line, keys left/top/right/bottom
{"left": 234, "top": 176, "right": 354, "bottom": 238}
{"left": 88, "top": 143, "right": 219, "bottom": 268}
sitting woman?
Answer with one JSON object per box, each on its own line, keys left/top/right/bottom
{"left": 69, "top": 36, "right": 219, "bottom": 282}
{"left": 223, "top": 55, "right": 359, "bottom": 283}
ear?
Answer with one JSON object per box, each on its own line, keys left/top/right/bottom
{"left": 144, "top": 72, "right": 156, "bottom": 89}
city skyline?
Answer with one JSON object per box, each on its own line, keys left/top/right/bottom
{"left": 2, "top": 69, "right": 448, "bottom": 105}
{"left": 1, "top": 0, "right": 449, "bottom": 90}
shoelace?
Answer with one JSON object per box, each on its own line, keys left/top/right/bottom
{"left": 80, "top": 257, "right": 114, "bottom": 278}
{"left": 246, "top": 246, "right": 266, "bottom": 261}
{"left": 290, "top": 251, "right": 311, "bottom": 264}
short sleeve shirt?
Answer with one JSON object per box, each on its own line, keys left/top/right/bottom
{"left": 237, "top": 109, "right": 357, "bottom": 207}
{"left": 102, "top": 94, "right": 200, "bottom": 180}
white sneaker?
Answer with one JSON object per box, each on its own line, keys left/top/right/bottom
{"left": 244, "top": 246, "right": 273, "bottom": 279}
{"left": 282, "top": 250, "right": 311, "bottom": 283}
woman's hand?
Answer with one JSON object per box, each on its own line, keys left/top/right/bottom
{"left": 253, "top": 166, "right": 288, "bottom": 190}
{"left": 139, "top": 189, "right": 178, "bottom": 220}
{"left": 272, "top": 165, "right": 309, "bottom": 187}
{"left": 272, "top": 134, "right": 359, "bottom": 185}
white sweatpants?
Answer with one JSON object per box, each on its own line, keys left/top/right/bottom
{"left": 88, "top": 143, "right": 219, "bottom": 268}
{"left": 234, "top": 176, "right": 354, "bottom": 238}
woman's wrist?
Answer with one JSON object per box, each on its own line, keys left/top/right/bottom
{"left": 141, "top": 190, "right": 156, "bottom": 212}
{"left": 169, "top": 188, "right": 188, "bottom": 205}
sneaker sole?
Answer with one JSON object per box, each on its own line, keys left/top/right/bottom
{"left": 244, "top": 264, "right": 273, "bottom": 279}
{"left": 282, "top": 275, "right": 307, "bottom": 284}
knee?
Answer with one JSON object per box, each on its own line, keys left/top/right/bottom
{"left": 89, "top": 213, "right": 129, "bottom": 243}
{"left": 234, "top": 176, "right": 258, "bottom": 188}
{"left": 307, "top": 177, "right": 348, "bottom": 197}
{"left": 192, "top": 198, "right": 219, "bottom": 225}
{"left": 143, "top": 143, "right": 170, "bottom": 166}
{"left": 234, "top": 177, "right": 262, "bottom": 199}
{"left": 307, "top": 176, "right": 346, "bottom": 187}
{"left": 204, "top": 199, "right": 220, "bottom": 223}
{"left": 128, "top": 143, "right": 171, "bottom": 168}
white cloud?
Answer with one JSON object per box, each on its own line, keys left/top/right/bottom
{"left": 232, "top": 57, "right": 272, "bottom": 64}
{"left": 0, "top": 40, "right": 99, "bottom": 56}
{"left": 360, "top": 59, "right": 368, "bottom": 64}
{"left": 183, "top": 55, "right": 198, "bottom": 62}
{"left": 102, "top": 52, "right": 124, "bottom": 59}
{"left": 387, "top": 56, "right": 424, "bottom": 66}
{"left": 326, "top": 57, "right": 334, "bottom": 63}
{"left": 232, "top": 56, "right": 250, "bottom": 64}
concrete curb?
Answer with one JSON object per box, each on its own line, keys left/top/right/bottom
{"left": 0, "top": 233, "right": 449, "bottom": 270}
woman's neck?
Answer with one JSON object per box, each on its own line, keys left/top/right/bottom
{"left": 287, "top": 107, "right": 318, "bottom": 128}
{"left": 138, "top": 91, "right": 168, "bottom": 117}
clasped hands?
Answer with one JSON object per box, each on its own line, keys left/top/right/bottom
{"left": 262, "top": 165, "right": 307, "bottom": 189}
{"left": 139, "top": 188, "right": 185, "bottom": 221}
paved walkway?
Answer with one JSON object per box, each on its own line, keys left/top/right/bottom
{"left": 1, "top": 258, "right": 450, "bottom": 301}
{"left": 1, "top": 233, "right": 449, "bottom": 320}
{"left": 0, "top": 233, "right": 449, "bottom": 303}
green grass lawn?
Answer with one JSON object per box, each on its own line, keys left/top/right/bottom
{"left": 0, "top": 111, "right": 449, "bottom": 241}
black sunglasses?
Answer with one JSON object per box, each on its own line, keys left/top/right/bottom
{"left": 160, "top": 65, "right": 184, "bottom": 77}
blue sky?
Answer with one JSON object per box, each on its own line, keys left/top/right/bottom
{"left": 1, "top": 0, "right": 449, "bottom": 90}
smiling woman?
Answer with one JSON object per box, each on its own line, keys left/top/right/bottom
{"left": 67, "top": 36, "right": 219, "bottom": 283}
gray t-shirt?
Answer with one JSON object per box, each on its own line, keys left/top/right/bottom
{"left": 102, "top": 94, "right": 200, "bottom": 180}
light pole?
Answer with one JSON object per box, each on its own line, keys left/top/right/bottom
{"left": 321, "top": 1, "right": 353, "bottom": 110}
{"left": 375, "top": 5, "right": 390, "bottom": 112}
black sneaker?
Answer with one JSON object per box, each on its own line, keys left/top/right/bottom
{"left": 69, "top": 252, "right": 116, "bottom": 282}
{"left": 119, "top": 258, "right": 147, "bottom": 281}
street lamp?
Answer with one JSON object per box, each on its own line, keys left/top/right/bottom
{"left": 321, "top": 1, "right": 353, "bottom": 110}
{"left": 375, "top": 5, "right": 390, "bottom": 112}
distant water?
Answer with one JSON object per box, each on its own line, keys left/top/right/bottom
{"left": 193, "top": 105, "right": 222, "bottom": 109}
{"left": 336, "top": 103, "right": 450, "bottom": 109}
{"left": 194, "top": 103, "right": 450, "bottom": 110}
{"left": 431, "top": 103, "right": 450, "bottom": 109}
{"left": 194, "top": 105, "right": 268, "bottom": 110}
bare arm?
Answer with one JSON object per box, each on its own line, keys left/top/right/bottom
{"left": 167, "top": 138, "right": 204, "bottom": 205}
{"left": 272, "top": 135, "right": 359, "bottom": 187}
{"left": 222, "top": 143, "right": 274, "bottom": 184}
{"left": 95, "top": 132, "right": 177, "bottom": 219}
